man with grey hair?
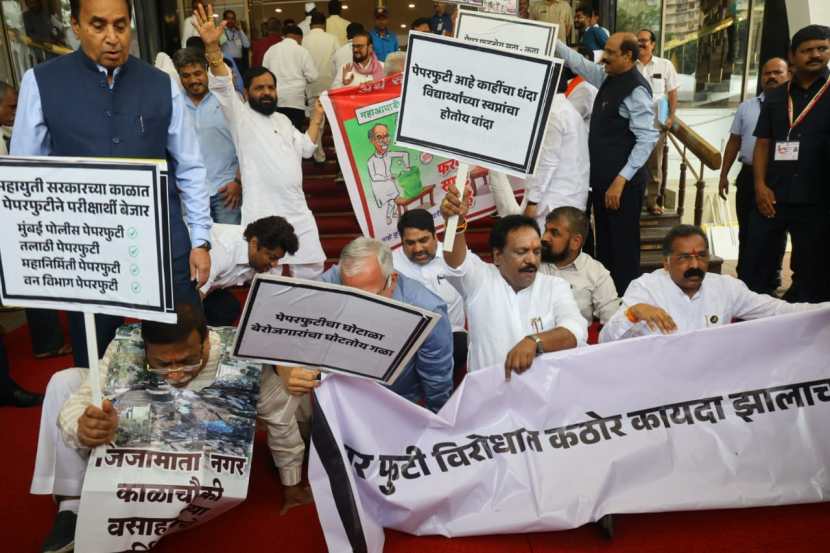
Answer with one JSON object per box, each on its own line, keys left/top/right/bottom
{"left": 599, "top": 225, "right": 825, "bottom": 342}
{"left": 277, "top": 236, "right": 455, "bottom": 412}
{"left": 173, "top": 47, "right": 241, "bottom": 224}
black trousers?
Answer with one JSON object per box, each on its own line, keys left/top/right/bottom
{"left": 735, "top": 165, "right": 786, "bottom": 291}
{"left": 203, "top": 289, "right": 242, "bottom": 327}
{"left": 592, "top": 178, "right": 643, "bottom": 296}
{"left": 743, "top": 203, "right": 824, "bottom": 302}
{"left": 452, "top": 331, "right": 468, "bottom": 372}
{"left": 277, "top": 107, "right": 306, "bottom": 131}
{"left": 68, "top": 251, "right": 202, "bottom": 366}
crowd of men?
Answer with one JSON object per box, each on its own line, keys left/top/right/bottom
{"left": 0, "top": 1, "right": 828, "bottom": 552}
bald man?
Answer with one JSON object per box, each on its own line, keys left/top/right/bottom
{"left": 555, "top": 33, "right": 659, "bottom": 296}
{"left": 718, "top": 57, "right": 790, "bottom": 293}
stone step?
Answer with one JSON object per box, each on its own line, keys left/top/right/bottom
{"left": 640, "top": 211, "right": 681, "bottom": 228}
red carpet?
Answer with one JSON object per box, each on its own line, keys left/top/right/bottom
{"left": 2, "top": 320, "right": 828, "bottom": 552}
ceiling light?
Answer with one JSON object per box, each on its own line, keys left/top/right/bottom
{"left": 275, "top": 8, "right": 282, "bottom": 13}
{"left": 408, "top": 3, "right": 416, "bottom": 7}
{"left": 400, "top": 24, "right": 407, "bottom": 28}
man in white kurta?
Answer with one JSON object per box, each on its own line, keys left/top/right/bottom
{"left": 392, "top": 209, "right": 468, "bottom": 370}
{"left": 440, "top": 187, "right": 587, "bottom": 375}
{"left": 303, "top": 13, "right": 339, "bottom": 162}
{"left": 208, "top": 67, "right": 326, "bottom": 279}
{"left": 200, "top": 217, "right": 299, "bottom": 325}
{"left": 262, "top": 26, "right": 319, "bottom": 130}
{"left": 490, "top": 93, "right": 590, "bottom": 231}
{"left": 600, "top": 225, "right": 827, "bottom": 342}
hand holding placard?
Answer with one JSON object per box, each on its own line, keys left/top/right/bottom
{"left": 441, "top": 163, "right": 469, "bottom": 252}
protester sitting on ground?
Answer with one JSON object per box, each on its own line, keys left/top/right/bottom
{"left": 540, "top": 207, "right": 620, "bottom": 324}
{"left": 279, "top": 237, "right": 455, "bottom": 413}
{"left": 200, "top": 216, "right": 299, "bottom": 326}
{"left": 440, "top": 186, "right": 587, "bottom": 377}
{"left": 31, "top": 305, "right": 311, "bottom": 553}
{"left": 393, "top": 209, "right": 468, "bottom": 372}
{"left": 599, "top": 225, "right": 828, "bottom": 342}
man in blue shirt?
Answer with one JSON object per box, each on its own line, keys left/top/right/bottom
{"left": 277, "top": 237, "right": 454, "bottom": 413}
{"left": 369, "top": 7, "right": 398, "bottom": 62}
{"left": 429, "top": 2, "right": 452, "bottom": 36}
{"left": 574, "top": 5, "right": 608, "bottom": 51}
{"left": 11, "top": 0, "right": 211, "bottom": 367}
{"left": 556, "top": 34, "right": 658, "bottom": 295}
{"left": 173, "top": 47, "right": 241, "bottom": 224}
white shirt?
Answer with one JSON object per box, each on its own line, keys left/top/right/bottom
{"left": 600, "top": 269, "right": 826, "bottom": 342}
{"left": 540, "top": 252, "right": 620, "bottom": 324}
{"left": 393, "top": 248, "right": 466, "bottom": 332}
{"left": 303, "top": 28, "right": 340, "bottom": 97}
{"left": 523, "top": 94, "right": 590, "bottom": 219}
{"left": 262, "top": 37, "right": 319, "bottom": 110}
{"left": 447, "top": 253, "right": 587, "bottom": 371}
{"left": 331, "top": 59, "right": 375, "bottom": 89}
{"left": 209, "top": 73, "right": 325, "bottom": 266}
{"left": 635, "top": 55, "right": 679, "bottom": 101}
{"left": 181, "top": 15, "right": 198, "bottom": 47}
{"left": 200, "top": 223, "right": 255, "bottom": 295}
{"left": 222, "top": 27, "right": 250, "bottom": 60}
{"left": 331, "top": 41, "right": 353, "bottom": 81}
{"left": 298, "top": 16, "right": 312, "bottom": 37}
{"left": 326, "top": 14, "right": 350, "bottom": 46}
{"left": 566, "top": 79, "right": 597, "bottom": 131}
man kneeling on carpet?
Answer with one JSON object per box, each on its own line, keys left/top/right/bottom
{"left": 31, "top": 304, "right": 311, "bottom": 553}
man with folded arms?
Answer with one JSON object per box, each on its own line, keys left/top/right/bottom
{"left": 599, "top": 225, "right": 826, "bottom": 342}
{"left": 440, "top": 186, "right": 587, "bottom": 378}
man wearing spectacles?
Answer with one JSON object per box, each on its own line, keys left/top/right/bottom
{"left": 278, "top": 237, "right": 455, "bottom": 413}
{"left": 31, "top": 305, "right": 312, "bottom": 551}
{"left": 599, "top": 225, "right": 826, "bottom": 342}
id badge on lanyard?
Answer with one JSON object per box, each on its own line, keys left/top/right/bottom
{"left": 779, "top": 77, "right": 830, "bottom": 161}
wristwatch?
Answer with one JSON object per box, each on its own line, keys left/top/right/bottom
{"left": 528, "top": 334, "right": 544, "bottom": 356}
{"left": 195, "top": 241, "right": 211, "bottom": 251}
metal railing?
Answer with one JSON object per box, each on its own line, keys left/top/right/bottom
{"left": 658, "top": 117, "right": 722, "bottom": 226}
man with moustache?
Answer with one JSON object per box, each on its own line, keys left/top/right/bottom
{"left": 748, "top": 25, "right": 830, "bottom": 303}
{"left": 441, "top": 186, "right": 586, "bottom": 377}
{"left": 599, "top": 225, "right": 825, "bottom": 342}
{"left": 555, "top": 33, "right": 659, "bottom": 296}
{"left": 540, "top": 207, "right": 620, "bottom": 325}
{"left": 11, "top": 0, "right": 211, "bottom": 368}
{"left": 393, "top": 209, "right": 468, "bottom": 371}
{"left": 174, "top": 47, "right": 241, "bottom": 224}
{"left": 195, "top": 5, "right": 327, "bottom": 279}
{"left": 331, "top": 29, "right": 383, "bottom": 88}
{"left": 718, "top": 57, "right": 789, "bottom": 293}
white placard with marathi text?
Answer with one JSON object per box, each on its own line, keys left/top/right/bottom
{"left": 454, "top": 7, "right": 557, "bottom": 56}
{"left": 0, "top": 157, "right": 175, "bottom": 322}
{"left": 232, "top": 274, "right": 441, "bottom": 385}
{"left": 395, "top": 32, "right": 560, "bottom": 177}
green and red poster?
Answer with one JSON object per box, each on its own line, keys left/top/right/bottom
{"left": 321, "top": 74, "right": 518, "bottom": 246}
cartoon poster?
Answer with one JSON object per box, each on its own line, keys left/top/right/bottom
{"left": 321, "top": 74, "right": 520, "bottom": 247}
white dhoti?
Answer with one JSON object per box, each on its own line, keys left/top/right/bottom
{"left": 31, "top": 368, "right": 89, "bottom": 497}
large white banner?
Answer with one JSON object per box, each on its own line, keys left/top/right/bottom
{"left": 0, "top": 157, "right": 175, "bottom": 321}
{"left": 454, "top": 7, "right": 557, "bottom": 56}
{"left": 233, "top": 275, "right": 441, "bottom": 385}
{"left": 395, "top": 32, "right": 560, "bottom": 177}
{"left": 308, "top": 309, "right": 830, "bottom": 552}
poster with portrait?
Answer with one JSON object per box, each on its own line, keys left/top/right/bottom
{"left": 321, "top": 75, "right": 521, "bottom": 247}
